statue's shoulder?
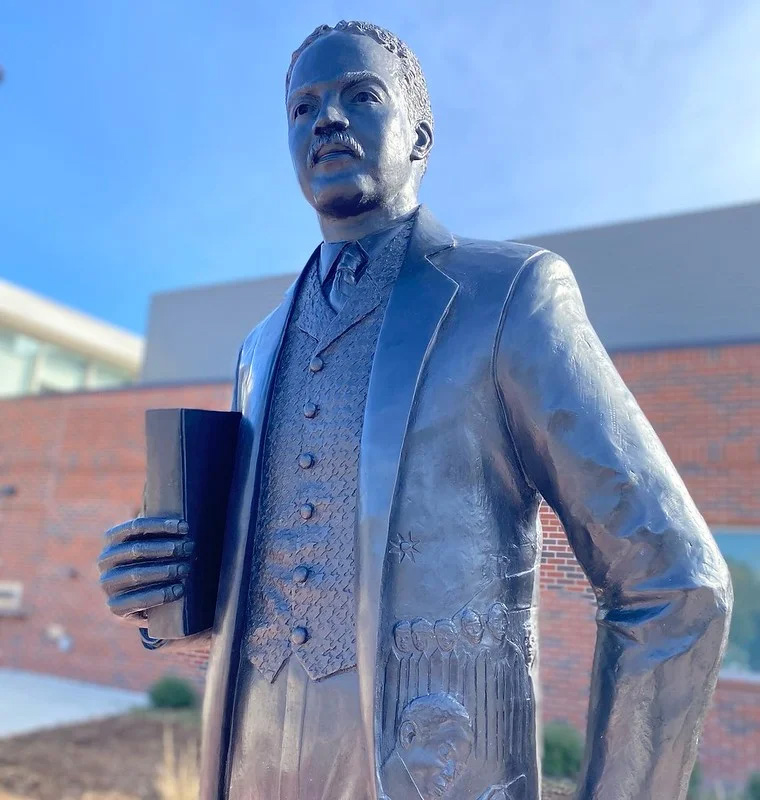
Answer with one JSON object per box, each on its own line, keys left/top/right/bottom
{"left": 232, "top": 302, "right": 284, "bottom": 403}
{"left": 443, "top": 235, "right": 551, "bottom": 293}
{"left": 238, "top": 277, "right": 299, "bottom": 368}
{"left": 238, "top": 319, "right": 266, "bottom": 369}
{"left": 454, "top": 235, "right": 544, "bottom": 262}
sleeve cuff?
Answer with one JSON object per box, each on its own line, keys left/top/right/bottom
{"left": 139, "top": 627, "right": 168, "bottom": 650}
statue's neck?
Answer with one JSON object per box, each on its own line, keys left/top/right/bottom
{"left": 319, "top": 194, "right": 420, "bottom": 243}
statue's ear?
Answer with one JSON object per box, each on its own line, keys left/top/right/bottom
{"left": 399, "top": 720, "right": 417, "bottom": 749}
{"left": 411, "top": 121, "right": 433, "bottom": 162}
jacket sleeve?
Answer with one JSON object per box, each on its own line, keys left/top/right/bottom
{"left": 495, "top": 250, "right": 732, "bottom": 799}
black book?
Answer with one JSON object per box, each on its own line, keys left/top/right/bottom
{"left": 143, "top": 408, "right": 241, "bottom": 640}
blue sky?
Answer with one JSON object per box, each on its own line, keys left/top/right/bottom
{"left": 2, "top": 1, "right": 759, "bottom": 334}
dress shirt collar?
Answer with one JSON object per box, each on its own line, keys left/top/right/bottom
{"left": 318, "top": 207, "right": 419, "bottom": 285}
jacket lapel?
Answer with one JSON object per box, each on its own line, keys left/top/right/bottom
{"left": 356, "top": 206, "right": 458, "bottom": 799}
{"left": 200, "top": 272, "right": 302, "bottom": 800}
{"left": 295, "top": 249, "right": 335, "bottom": 342}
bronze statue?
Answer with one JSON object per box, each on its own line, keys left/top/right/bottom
{"left": 98, "top": 20, "right": 733, "bottom": 799}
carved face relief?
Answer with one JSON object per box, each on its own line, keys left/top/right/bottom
{"left": 434, "top": 620, "right": 457, "bottom": 653}
{"left": 394, "top": 620, "right": 414, "bottom": 654}
{"left": 398, "top": 694, "right": 473, "bottom": 800}
{"left": 523, "top": 620, "right": 537, "bottom": 667}
{"left": 487, "top": 602, "right": 508, "bottom": 641}
{"left": 411, "top": 618, "right": 434, "bottom": 652}
{"left": 460, "top": 608, "right": 483, "bottom": 645}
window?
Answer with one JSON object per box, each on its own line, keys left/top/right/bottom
{"left": 0, "top": 328, "right": 38, "bottom": 397}
{"left": 0, "top": 581, "right": 23, "bottom": 616}
{"left": 713, "top": 528, "right": 760, "bottom": 674}
{"left": 0, "top": 326, "right": 134, "bottom": 396}
{"left": 35, "top": 345, "right": 88, "bottom": 393}
{"left": 86, "top": 362, "right": 132, "bottom": 389}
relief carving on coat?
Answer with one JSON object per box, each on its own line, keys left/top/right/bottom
{"left": 380, "top": 601, "right": 533, "bottom": 795}
{"left": 380, "top": 693, "right": 474, "bottom": 800}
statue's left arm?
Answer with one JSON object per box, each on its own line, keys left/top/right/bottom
{"left": 495, "top": 250, "right": 732, "bottom": 800}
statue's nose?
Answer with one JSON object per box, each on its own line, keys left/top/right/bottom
{"left": 314, "top": 102, "right": 349, "bottom": 136}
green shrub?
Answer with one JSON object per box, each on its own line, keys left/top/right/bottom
{"left": 687, "top": 762, "right": 702, "bottom": 799}
{"left": 148, "top": 675, "right": 198, "bottom": 709}
{"left": 542, "top": 721, "right": 583, "bottom": 779}
{"left": 746, "top": 772, "right": 760, "bottom": 800}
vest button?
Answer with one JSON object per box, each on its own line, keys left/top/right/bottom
{"left": 298, "top": 453, "right": 314, "bottom": 469}
{"left": 309, "top": 356, "right": 324, "bottom": 373}
{"left": 293, "top": 565, "right": 309, "bottom": 584}
{"left": 303, "top": 402, "right": 318, "bottom": 419}
{"left": 291, "top": 626, "right": 308, "bottom": 645}
{"left": 299, "top": 503, "right": 314, "bottom": 520}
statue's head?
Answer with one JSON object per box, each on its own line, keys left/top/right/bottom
{"left": 523, "top": 620, "right": 537, "bottom": 667}
{"left": 286, "top": 21, "right": 433, "bottom": 220}
{"left": 434, "top": 619, "right": 457, "bottom": 653}
{"left": 487, "top": 602, "right": 508, "bottom": 641}
{"left": 411, "top": 617, "right": 434, "bottom": 652}
{"left": 393, "top": 620, "right": 414, "bottom": 654}
{"left": 460, "top": 608, "right": 483, "bottom": 644}
{"left": 397, "top": 694, "right": 473, "bottom": 799}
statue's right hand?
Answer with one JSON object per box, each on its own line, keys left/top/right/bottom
{"left": 97, "top": 518, "right": 194, "bottom": 626}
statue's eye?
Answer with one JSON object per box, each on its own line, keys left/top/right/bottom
{"left": 438, "top": 743, "right": 453, "bottom": 759}
{"left": 293, "top": 102, "right": 311, "bottom": 119}
{"left": 353, "top": 90, "right": 379, "bottom": 104}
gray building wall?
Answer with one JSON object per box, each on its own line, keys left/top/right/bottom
{"left": 141, "top": 202, "right": 759, "bottom": 384}
{"left": 142, "top": 273, "right": 296, "bottom": 383}
{"left": 525, "top": 201, "right": 758, "bottom": 353}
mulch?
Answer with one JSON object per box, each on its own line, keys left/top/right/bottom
{"left": 0, "top": 712, "right": 575, "bottom": 799}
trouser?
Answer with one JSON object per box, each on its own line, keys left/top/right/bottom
{"left": 226, "top": 656, "right": 371, "bottom": 800}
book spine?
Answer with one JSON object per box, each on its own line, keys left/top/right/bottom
{"left": 144, "top": 408, "right": 188, "bottom": 639}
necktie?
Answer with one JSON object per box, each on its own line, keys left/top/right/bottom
{"left": 327, "top": 241, "right": 367, "bottom": 312}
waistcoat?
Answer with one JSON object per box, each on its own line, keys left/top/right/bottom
{"left": 245, "top": 223, "right": 412, "bottom": 682}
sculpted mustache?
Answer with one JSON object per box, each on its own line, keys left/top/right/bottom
{"left": 308, "top": 132, "right": 364, "bottom": 166}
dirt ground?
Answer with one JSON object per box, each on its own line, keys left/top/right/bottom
{"left": 0, "top": 712, "right": 575, "bottom": 799}
{"left": 0, "top": 711, "right": 199, "bottom": 800}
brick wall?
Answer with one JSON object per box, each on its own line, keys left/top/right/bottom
{"left": 0, "top": 384, "right": 230, "bottom": 689}
{"left": 0, "top": 342, "right": 758, "bottom": 786}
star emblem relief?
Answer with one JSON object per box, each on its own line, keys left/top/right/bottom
{"left": 390, "top": 531, "right": 420, "bottom": 563}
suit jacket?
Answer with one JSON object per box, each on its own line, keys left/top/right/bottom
{"left": 198, "top": 206, "right": 732, "bottom": 800}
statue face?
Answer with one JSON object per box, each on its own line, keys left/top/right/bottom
{"left": 401, "top": 717, "right": 472, "bottom": 799}
{"left": 487, "top": 603, "right": 508, "bottom": 640}
{"left": 411, "top": 618, "right": 433, "bottom": 652}
{"left": 394, "top": 621, "right": 413, "bottom": 654}
{"left": 523, "top": 622, "right": 537, "bottom": 667}
{"left": 434, "top": 620, "right": 457, "bottom": 653}
{"left": 460, "top": 609, "right": 483, "bottom": 643}
{"left": 287, "top": 31, "right": 420, "bottom": 219}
